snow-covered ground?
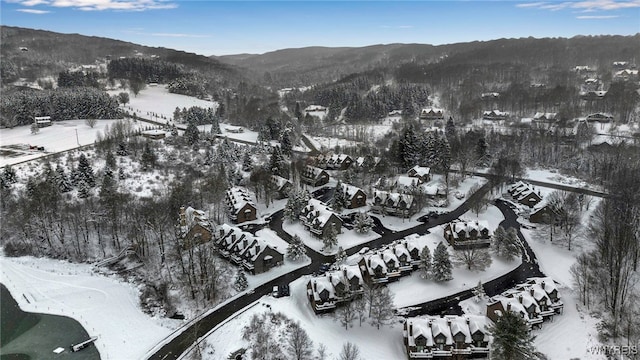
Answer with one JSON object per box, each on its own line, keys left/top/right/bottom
{"left": 196, "top": 276, "right": 407, "bottom": 360}
{"left": 282, "top": 221, "right": 380, "bottom": 255}
{"left": 0, "top": 119, "right": 140, "bottom": 167}
{"left": 375, "top": 175, "right": 488, "bottom": 232}
{"left": 0, "top": 255, "right": 179, "bottom": 360}
{"left": 108, "top": 85, "right": 218, "bottom": 124}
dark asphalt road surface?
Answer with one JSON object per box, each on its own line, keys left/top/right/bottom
{"left": 147, "top": 177, "right": 575, "bottom": 359}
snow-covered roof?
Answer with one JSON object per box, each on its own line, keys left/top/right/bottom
{"left": 465, "top": 315, "right": 489, "bottom": 339}
{"left": 340, "top": 183, "right": 365, "bottom": 201}
{"left": 430, "top": 317, "right": 453, "bottom": 345}
{"left": 373, "top": 190, "right": 414, "bottom": 209}
{"left": 526, "top": 277, "right": 560, "bottom": 297}
{"left": 226, "top": 187, "right": 257, "bottom": 215}
{"left": 395, "top": 175, "right": 420, "bottom": 188}
{"left": 533, "top": 112, "right": 557, "bottom": 121}
{"left": 310, "top": 277, "right": 335, "bottom": 302}
{"left": 446, "top": 316, "right": 471, "bottom": 343}
{"left": 406, "top": 318, "right": 434, "bottom": 347}
{"left": 445, "top": 219, "right": 490, "bottom": 239}
{"left": 271, "top": 175, "right": 292, "bottom": 191}
{"left": 489, "top": 296, "right": 529, "bottom": 319}
{"left": 184, "top": 206, "right": 209, "bottom": 228}
{"left": 408, "top": 165, "right": 431, "bottom": 177}
{"left": 341, "top": 264, "right": 363, "bottom": 284}
{"left": 365, "top": 254, "right": 388, "bottom": 275}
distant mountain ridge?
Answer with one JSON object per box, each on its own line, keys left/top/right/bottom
{"left": 1, "top": 26, "right": 242, "bottom": 82}
{"left": 214, "top": 35, "right": 640, "bottom": 85}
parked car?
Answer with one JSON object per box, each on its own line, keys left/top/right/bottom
{"left": 272, "top": 284, "right": 290, "bottom": 298}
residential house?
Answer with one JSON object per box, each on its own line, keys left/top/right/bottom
{"left": 354, "top": 156, "right": 381, "bottom": 171}
{"left": 371, "top": 190, "right": 418, "bottom": 218}
{"left": 300, "top": 165, "right": 330, "bottom": 187}
{"left": 299, "top": 199, "right": 343, "bottom": 238}
{"left": 532, "top": 112, "right": 558, "bottom": 125}
{"left": 403, "top": 315, "right": 490, "bottom": 359}
{"left": 420, "top": 108, "right": 445, "bottom": 121}
{"left": 339, "top": 183, "right": 367, "bottom": 209}
{"left": 141, "top": 129, "right": 167, "bottom": 140}
{"left": 614, "top": 69, "right": 639, "bottom": 81}
{"left": 408, "top": 165, "right": 431, "bottom": 183}
{"left": 213, "top": 224, "right": 283, "bottom": 274}
{"left": 482, "top": 110, "right": 508, "bottom": 121}
{"left": 528, "top": 200, "right": 562, "bottom": 224}
{"left": 34, "top": 116, "right": 52, "bottom": 128}
{"left": 486, "top": 277, "right": 563, "bottom": 329}
{"left": 306, "top": 264, "right": 364, "bottom": 313}
{"left": 179, "top": 206, "right": 213, "bottom": 249}
{"left": 508, "top": 181, "right": 543, "bottom": 208}
{"left": 586, "top": 112, "right": 614, "bottom": 123}
{"left": 393, "top": 175, "right": 422, "bottom": 192}
{"left": 306, "top": 277, "right": 337, "bottom": 313}
{"left": 323, "top": 154, "right": 354, "bottom": 170}
{"left": 481, "top": 92, "right": 500, "bottom": 100}
{"left": 580, "top": 90, "right": 607, "bottom": 101}
{"left": 358, "top": 253, "right": 389, "bottom": 284}
{"left": 225, "top": 187, "right": 258, "bottom": 223}
{"left": 443, "top": 220, "right": 492, "bottom": 249}
{"left": 271, "top": 175, "right": 294, "bottom": 199}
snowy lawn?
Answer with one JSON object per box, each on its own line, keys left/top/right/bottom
{"left": 386, "top": 204, "right": 520, "bottom": 308}
{"left": 0, "top": 255, "right": 179, "bottom": 360}
{"left": 524, "top": 168, "right": 604, "bottom": 192}
{"left": 245, "top": 229, "right": 312, "bottom": 289}
{"left": 0, "top": 119, "right": 141, "bottom": 167}
{"left": 197, "top": 276, "right": 407, "bottom": 360}
{"left": 281, "top": 221, "right": 380, "bottom": 256}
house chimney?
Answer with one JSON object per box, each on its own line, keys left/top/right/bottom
{"left": 231, "top": 234, "right": 236, "bottom": 242}
{"left": 256, "top": 244, "right": 260, "bottom": 253}
{"left": 466, "top": 317, "right": 470, "bottom": 325}
{"left": 506, "top": 303, "right": 512, "bottom": 312}
{"left": 428, "top": 320, "right": 433, "bottom": 328}
{"left": 518, "top": 295, "right": 523, "bottom": 304}
{"left": 409, "top": 323, "right": 413, "bottom": 336}
{"left": 530, "top": 288, "right": 535, "bottom": 297}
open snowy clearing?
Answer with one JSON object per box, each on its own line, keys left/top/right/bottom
{"left": 197, "top": 276, "right": 407, "bottom": 360}
{"left": 108, "top": 85, "right": 218, "bottom": 124}
{"left": 0, "top": 119, "right": 140, "bottom": 167}
{"left": 0, "top": 255, "right": 179, "bottom": 360}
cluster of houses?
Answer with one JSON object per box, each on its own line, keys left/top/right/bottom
{"left": 213, "top": 224, "right": 284, "bottom": 274}
{"left": 507, "top": 181, "right": 561, "bottom": 224}
{"left": 482, "top": 110, "right": 509, "bottom": 121}
{"left": 403, "top": 315, "right": 490, "bottom": 359}
{"left": 178, "top": 206, "right": 284, "bottom": 274}
{"left": 225, "top": 186, "right": 258, "bottom": 224}
{"left": 486, "top": 277, "right": 564, "bottom": 329}
{"left": 306, "top": 239, "right": 422, "bottom": 312}
{"left": 442, "top": 219, "right": 492, "bottom": 249}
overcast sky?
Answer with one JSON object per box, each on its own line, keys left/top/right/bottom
{"left": 2, "top": 0, "right": 639, "bottom": 56}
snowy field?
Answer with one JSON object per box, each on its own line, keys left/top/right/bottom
{"left": 108, "top": 85, "right": 218, "bottom": 124}
{"left": 197, "top": 276, "right": 407, "bottom": 360}
{"left": 0, "top": 255, "right": 179, "bottom": 360}
{"left": 0, "top": 119, "right": 141, "bottom": 167}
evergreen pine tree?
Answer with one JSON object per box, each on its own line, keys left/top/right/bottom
{"left": 322, "top": 225, "right": 338, "bottom": 252}
{"left": 489, "top": 311, "right": 543, "bottom": 360}
{"left": 1, "top": 165, "right": 17, "bottom": 185}
{"left": 116, "top": 141, "right": 129, "bottom": 156}
{"left": 140, "top": 142, "right": 157, "bottom": 170}
{"left": 105, "top": 150, "right": 116, "bottom": 169}
{"left": 55, "top": 164, "right": 72, "bottom": 193}
{"left": 333, "top": 182, "right": 346, "bottom": 212}
{"left": 420, "top": 245, "right": 432, "bottom": 279}
{"left": 118, "top": 168, "right": 126, "bottom": 180}
{"left": 242, "top": 151, "right": 253, "bottom": 172}
{"left": 184, "top": 122, "right": 200, "bottom": 145}
{"left": 492, "top": 225, "right": 507, "bottom": 255}
{"left": 431, "top": 242, "right": 453, "bottom": 282}
{"left": 234, "top": 271, "right": 249, "bottom": 292}
{"left": 77, "top": 179, "right": 90, "bottom": 199}
{"left": 286, "top": 234, "right": 307, "bottom": 261}
{"left": 269, "top": 146, "right": 287, "bottom": 178}
{"left": 100, "top": 167, "right": 116, "bottom": 202}
{"left": 280, "top": 130, "right": 293, "bottom": 156}
{"left": 77, "top": 153, "right": 95, "bottom": 187}
{"left": 354, "top": 212, "right": 373, "bottom": 234}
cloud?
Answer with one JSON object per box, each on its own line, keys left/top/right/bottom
{"left": 6, "top": 0, "right": 177, "bottom": 11}
{"left": 516, "top": 0, "right": 640, "bottom": 11}
{"left": 16, "top": 8, "right": 50, "bottom": 13}
{"left": 576, "top": 14, "right": 620, "bottom": 18}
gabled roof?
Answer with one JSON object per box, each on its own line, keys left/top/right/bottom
{"left": 226, "top": 187, "right": 257, "bottom": 214}
{"left": 373, "top": 190, "right": 414, "bottom": 209}
{"left": 271, "top": 175, "right": 292, "bottom": 191}
{"left": 408, "top": 165, "right": 431, "bottom": 177}
{"left": 310, "top": 277, "right": 335, "bottom": 301}
{"left": 340, "top": 183, "right": 365, "bottom": 201}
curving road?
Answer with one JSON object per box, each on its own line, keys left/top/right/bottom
{"left": 146, "top": 176, "right": 588, "bottom": 360}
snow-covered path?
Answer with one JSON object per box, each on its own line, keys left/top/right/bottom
{"left": 0, "top": 256, "right": 179, "bottom": 360}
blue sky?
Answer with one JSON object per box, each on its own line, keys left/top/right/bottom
{"left": 2, "top": 0, "right": 639, "bottom": 56}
